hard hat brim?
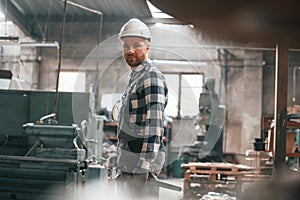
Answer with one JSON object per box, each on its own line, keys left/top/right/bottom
{"left": 119, "top": 35, "right": 151, "bottom": 41}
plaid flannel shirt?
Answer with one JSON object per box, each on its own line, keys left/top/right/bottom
{"left": 117, "top": 60, "right": 168, "bottom": 173}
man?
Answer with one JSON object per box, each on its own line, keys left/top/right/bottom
{"left": 114, "top": 18, "right": 168, "bottom": 199}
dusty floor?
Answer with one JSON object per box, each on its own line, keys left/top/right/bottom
{"left": 159, "top": 178, "right": 183, "bottom": 200}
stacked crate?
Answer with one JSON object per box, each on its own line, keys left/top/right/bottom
{"left": 181, "top": 162, "right": 254, "bottom": 199}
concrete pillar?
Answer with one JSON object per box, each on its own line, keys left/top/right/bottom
{"left": 240, "top": 50, "right": 263, "bottom": 153}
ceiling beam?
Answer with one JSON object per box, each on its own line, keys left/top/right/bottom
{"left": 0, "top": 0, "right": 30, "bottom": 37}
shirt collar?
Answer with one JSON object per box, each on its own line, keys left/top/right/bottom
{"left": 133, "top": 64, "right": 145, "bottom": 73}
{"left": 129, "top": 59, "right": 152, "bottom": 79}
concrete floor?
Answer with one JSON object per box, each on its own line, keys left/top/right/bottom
{"left": 56, "top": 177, "right": 241, "bottom": 200}
{"left": 61, "top": 178, "right": 184, "bottom": 200}
{"left": 159, "top": 178, "right": 183, "bottom": 200}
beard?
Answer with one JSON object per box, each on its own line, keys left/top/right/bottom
{"left": 125, "top": 54, "right": 146, "bottom": 67}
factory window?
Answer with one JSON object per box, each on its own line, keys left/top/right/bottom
{"left": 164, "top": 74, "right": 179, "bottom": 117}
{"left": 181, "top": 74, "right": 203, "bottom": 117}
{"left": 164, "top": 73, "right": 203, "bottom": 118}
{"left": 58, "top": 71, "right": 86, "bottom": 92}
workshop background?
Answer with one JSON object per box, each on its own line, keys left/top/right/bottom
{"left": 0, "top": 0, "right": 300, "bottom": 200}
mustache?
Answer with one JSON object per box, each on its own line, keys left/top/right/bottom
{"left": 126, "top": 55, "right": 136, "bottom": 59}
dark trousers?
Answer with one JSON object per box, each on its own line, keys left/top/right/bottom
{"left": 116, "top": 172, "right": 159, "bottom": 200}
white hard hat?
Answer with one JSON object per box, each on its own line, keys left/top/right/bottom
{"left": 119, "top": 18, "right": 151, "bottom": 41}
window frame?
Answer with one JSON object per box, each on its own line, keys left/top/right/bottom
{"left": 164, "top": 72, "right": 204, "bottom": 118}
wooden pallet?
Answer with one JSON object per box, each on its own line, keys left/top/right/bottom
{"left": 181, "top": 162, "right": 253, "bottom": 172}
{"left": 181, "top": 162, "right": 255, "bottom": 199}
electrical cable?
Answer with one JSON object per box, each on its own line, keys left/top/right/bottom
{"left": 54, "top": 0, "right": 68, "bottom": 119}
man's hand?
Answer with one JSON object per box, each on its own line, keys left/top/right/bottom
{"left": 132, "top": 172, "right": 149, "bottom": 185}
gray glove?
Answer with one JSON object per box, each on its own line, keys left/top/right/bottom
{"left": 132, "top": 172, "right": 149, "bottom": 185}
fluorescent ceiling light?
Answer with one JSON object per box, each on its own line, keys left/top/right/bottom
{"left": 146, "top": 1, "right": 173, "bottom": 19}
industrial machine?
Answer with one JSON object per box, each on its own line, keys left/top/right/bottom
{"left": 0, "top": 90, "right": 106, "bottom": 200}
{"left": 0, "top": 89, "right": 182, "bottom": 199}
{"left": 0, "top": 123, "right": 86, "bottom": 199}
{"left": 192, "top": 79, "right": 224, "bottom": 162}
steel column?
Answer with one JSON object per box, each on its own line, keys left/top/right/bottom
{"left": 273, "top": 43, "right": 288, "bottom": 179}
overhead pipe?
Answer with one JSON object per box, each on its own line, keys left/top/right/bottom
{"left": 0, "top": 41, "right": 59, "bottom": 48}
{"left": 59, "top": 0, "right": 102, "bottom": 15}
{"left": 152, "top": 59, "right": 207, "bottom": 66}
{"left": 152, "top": 44, "right": 300, "bottom": 52}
